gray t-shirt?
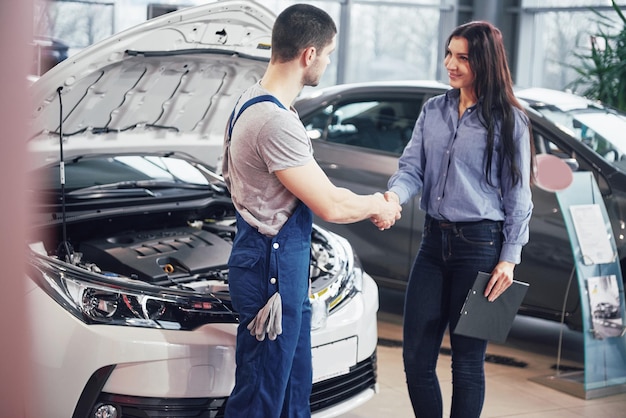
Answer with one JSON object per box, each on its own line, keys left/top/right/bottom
{"left": 222, "top": 83, "right": 313, "bottom": 236}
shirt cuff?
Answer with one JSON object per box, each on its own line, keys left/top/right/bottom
{"left": 388, "top": 185, "right": 410, "bottom": 205}
{"left": 500, "top": 243, "right": 522, "bottom": 265}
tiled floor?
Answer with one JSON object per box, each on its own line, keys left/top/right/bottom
{"left": 343, "top": 291, "right": 626, "bottom": 417}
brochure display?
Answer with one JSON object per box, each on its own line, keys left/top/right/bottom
{"left": 532, "top": 171, "right": 626, "bottom": 399}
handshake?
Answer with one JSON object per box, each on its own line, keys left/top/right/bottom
{"left": 371, "top": 191, "right": 402, "bottom": 231}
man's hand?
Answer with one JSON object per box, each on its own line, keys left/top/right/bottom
{"left": 370, "top": 192, "right": 401, "bottom": 230}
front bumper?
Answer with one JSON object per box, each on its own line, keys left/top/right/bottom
{"left": 27, "top": 272, "right": 379, "bottom": 418}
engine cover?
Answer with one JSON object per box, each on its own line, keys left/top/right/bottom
{"left": 79, "top": 226, "right": 232, "bottom": 284}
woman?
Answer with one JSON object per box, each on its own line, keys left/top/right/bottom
{"left": 385, "top": 21, "right": 534, "bottom": 417}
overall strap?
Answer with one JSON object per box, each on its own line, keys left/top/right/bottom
{"left": 227, "top": 94, "right": 286, "bottom": 141}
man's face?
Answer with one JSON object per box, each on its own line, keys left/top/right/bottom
{"left": 303, "top": 35, "right": 336, "bottom": 87}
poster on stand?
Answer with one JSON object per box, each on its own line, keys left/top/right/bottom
{"left": 569, "top": 204, "right": 615, "bottom": 265}
{"left": 586, "top": 275, "right": 624, "bottom": 339}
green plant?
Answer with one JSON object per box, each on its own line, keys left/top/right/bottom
{"left": 568, "top": 0, "right": 626, "bottom": 112}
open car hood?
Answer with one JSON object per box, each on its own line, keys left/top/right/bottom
{"left": 29, "top": 0, "right": 274, "bottom": 170}
{"left": 26, "top": 1, "right": 366, "bottom": 358}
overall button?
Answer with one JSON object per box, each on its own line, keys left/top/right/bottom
{"left": 273, "top": 242, "right": 280, "bottom": 250}
{"left": 270, "top": 277, "right": 277, "bottom": 284}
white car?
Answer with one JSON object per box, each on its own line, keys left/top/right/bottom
{"left": 26, "top": 2, "right": 379, "bottom": 417}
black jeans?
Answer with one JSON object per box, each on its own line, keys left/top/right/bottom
{"left": 403, "top": 215, "right": 503, "bottom": 418}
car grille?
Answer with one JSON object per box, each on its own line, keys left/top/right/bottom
{"left": 310, "top": 350, "right": 378, "bottom": 412}
{"left": 90, "top": 351, "right": 377, "bottom": 417}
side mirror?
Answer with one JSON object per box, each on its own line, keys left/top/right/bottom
{"left": 534, "top": 154, "right": 574, "bottom": 192}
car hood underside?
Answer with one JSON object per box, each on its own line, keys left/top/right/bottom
{"left": 29, "top": 1, "right": 273, "bottom": 169}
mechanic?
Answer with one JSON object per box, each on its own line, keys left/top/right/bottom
{"left": 221, "top": 4, "right": 402, "bottom": 418}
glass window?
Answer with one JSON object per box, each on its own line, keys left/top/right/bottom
{"left": 35, "top": 0, "right": 115, "bottom": 54}
{"left": 303, "top": 98, "right": 425, "bottom": 154}
{"left": 263, "top": 1, "right": 441, "bottom": 85}
{"left": 345, "top": 3, "right": 440, "bottom": 82}
{"left": 519, "top": 1, "right": 623, "bottom": 90}
{"left": 40, "top": 0, "right": 625, "bottom": 96}
{"left": 523, "top": 0, "right": 615, "bottom": 6}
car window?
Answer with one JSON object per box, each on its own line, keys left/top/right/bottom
{"left": 534, "top": 131, "right": 571, "bottom": 160}
{"left": 303, "top": 99, "right": 424, "bottom": 155}
{"left": 533, "top": 128, "right": 591, "bottom": 172}
{"left": 532, "top": 128, "right": 617, "bottom": 193}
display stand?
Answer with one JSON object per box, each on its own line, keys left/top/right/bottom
{"left": 531, "top": 171, "right": 626, "bottom": 399}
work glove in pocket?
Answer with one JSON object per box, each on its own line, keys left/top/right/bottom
{"left": 247, "top": 292, "right": 282, "bottom": 341}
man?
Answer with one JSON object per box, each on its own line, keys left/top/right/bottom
{"left": 221, "top": 4, "right": 401, "bottom": 418}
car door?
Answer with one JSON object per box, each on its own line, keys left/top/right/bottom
{"left": 301, "top": 92, "right": 432, "bottom": 288}
{"left": 518, "top": 125, "right": 582, "bottom": 325}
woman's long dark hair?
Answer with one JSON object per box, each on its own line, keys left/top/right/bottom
{"left": 447, "top": 21, "right": 535, "bottom": 187}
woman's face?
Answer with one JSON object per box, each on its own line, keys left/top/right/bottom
{"left": 444, "top": 36, "right": 475, "bottom": 91}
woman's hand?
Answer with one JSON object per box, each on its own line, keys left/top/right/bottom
{"left": 484, "top": 261, "right": 515, "bottom": 302}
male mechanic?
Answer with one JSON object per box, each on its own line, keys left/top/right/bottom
{"left": 221, "top": 4, "right": 401, "bottom": 418}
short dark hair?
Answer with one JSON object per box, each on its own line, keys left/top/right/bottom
{"left": 271, "top": 4, "right": 337, "bottom": 62}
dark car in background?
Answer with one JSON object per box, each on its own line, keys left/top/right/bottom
{"left": 294, "top": 80, "right": 626, "bottom": 330}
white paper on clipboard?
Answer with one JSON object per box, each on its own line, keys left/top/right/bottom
{"left": 569, "top": 204, "right": 615, "bottom": 265}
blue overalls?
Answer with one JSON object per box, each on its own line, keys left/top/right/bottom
{"left": 225, "top": 203, "right": 313, "bottom": 418}
{"left": 224, "top": 95, "right": 314, "bottom": 418}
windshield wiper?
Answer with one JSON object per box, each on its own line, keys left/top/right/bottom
{"left": 90, "top": 124, "right": 180, "bottom": 134}
{"left": 66, "top": 180, "right": 213, "bottom": 198}
{"left": 32, "top": 124, "right": 181, "bottom": 139}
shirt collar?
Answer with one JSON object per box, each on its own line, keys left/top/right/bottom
{"left": 445, "top": 88, "right": 484, "bottom": 110}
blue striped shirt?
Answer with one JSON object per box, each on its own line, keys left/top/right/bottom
{"left": 387, "top": 89, "right": 533, "bottom": 264}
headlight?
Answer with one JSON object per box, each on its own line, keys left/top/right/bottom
{"left": 309, "top": 226, "right": 363, "bottom": 329}
{"left": 28, "top": 250, "right": 237, "bottom": 330}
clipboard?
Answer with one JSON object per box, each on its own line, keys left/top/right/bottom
{"left": 453, "top": 271, "right": 529, "bottom": 343}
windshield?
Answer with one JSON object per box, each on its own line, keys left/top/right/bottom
{"left": 574, "top": 112, "right": 626, "bottom": 159}
{"left": 34, "top": 154, "right": 222, "bottom": 193}
{"left": 531, "top": 105, "right": 626, "bottom": 171}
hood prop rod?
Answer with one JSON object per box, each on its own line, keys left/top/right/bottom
{"left": 56, "top": 86, "right": 74, "bottom": 264}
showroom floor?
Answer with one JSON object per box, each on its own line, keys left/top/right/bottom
{"left": 343, "top": 289, "right": 626, "bottom": 418}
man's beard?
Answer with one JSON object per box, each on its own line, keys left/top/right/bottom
{"left": 302, "top": 67, "right": 321, "bottom": 87}
{"left": 303, "top": 76, "right": 320, "bottom": 87}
